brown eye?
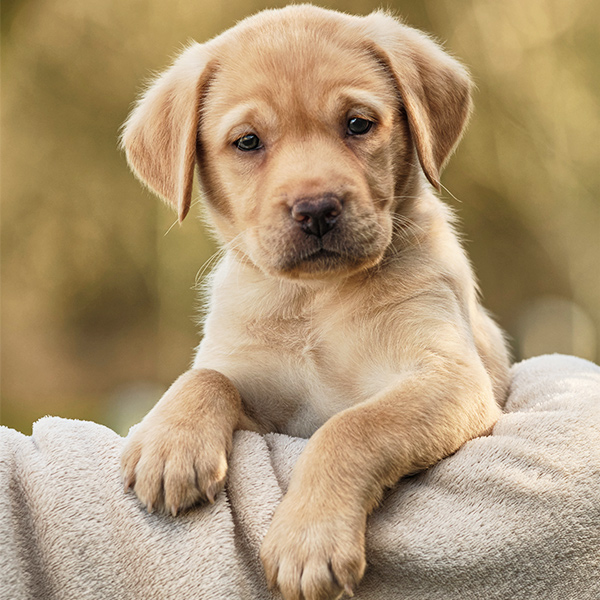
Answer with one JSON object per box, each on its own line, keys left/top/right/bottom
{"left": 235, "top": 134, "right": 262, "bottom": 151}
{"left": 347, "top": 117, "right": 373, "bottom": 135}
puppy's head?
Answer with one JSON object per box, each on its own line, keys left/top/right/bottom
{"left": 122, "top": 5, "right": 472, "bottom": 280}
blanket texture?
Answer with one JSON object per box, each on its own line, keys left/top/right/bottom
{"left": 1, "top": 354, "right": 599, "bottom": 600}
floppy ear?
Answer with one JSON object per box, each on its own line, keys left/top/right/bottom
{"left": 121, "top": 43, "right": 213, "bottom": 222}
{"left": 363, "top": 12, "right": 473, "bottom": 189}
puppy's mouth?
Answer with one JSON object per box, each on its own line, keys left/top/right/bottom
{"left": 282, "top": 244, "right": 347, "bottom": 272}
{"left": 301, "top": 248, "right": 341, "bottom": 263}
{"left": 274, "top": 239, "right": 377, "bottom": 279}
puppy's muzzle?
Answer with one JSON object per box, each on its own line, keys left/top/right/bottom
{"left": 291, "top": 195, "right": 343, "bottom": 238}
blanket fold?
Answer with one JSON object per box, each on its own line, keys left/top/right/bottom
{"left": 1, "top": 354, "right": 599, "bottom": 599}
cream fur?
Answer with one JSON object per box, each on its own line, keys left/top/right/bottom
{"left": 120, "top": 5, "right": 511, "bottom": 600}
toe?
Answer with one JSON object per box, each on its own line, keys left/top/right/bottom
{"left": 277, "top": 557, "right": 304, "bottom": 600}
{"left": 133, "top": 451, "right": 165, "bottom": 512}
{"left": 162, "top": 457, "right": 201, "bottom": 514}
{"left": 329, "top": 551, "right": 364, "bottom": 597}
{"left": 120, "top": 440, "right": 141, "bottom": 488}
{"left": 301, "top": 559, "right": 341, "bottom": 600}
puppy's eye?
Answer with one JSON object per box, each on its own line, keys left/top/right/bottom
{"left": 234, "top": 134, "right": 262, "bottom": 151}
{"left": 347, "top": 117, "right": 373, "bottom": 136}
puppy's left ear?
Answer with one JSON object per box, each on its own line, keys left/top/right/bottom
{"left": 363, "top": 12, "right": 473, "bottom": 189}
{"left": 121, "top": 43, "right": 214, "bottom": 222}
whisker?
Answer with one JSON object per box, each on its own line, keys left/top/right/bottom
{"left": 390, "top": 214, "right": 424, "bottom": 234}
{"left": 163, "top": 198, "right": 206, "bottom": 236}
{"left": 192, "top": 230, "right": 250, "bottom": 289}
{"left": 389, "top": 214, "right": 424, "bottom": 251}
{"left": 402, "top": 162, "right": 463, "bottom": 205}
{"left": 163, "top": 218, "right": 179, "bottom": 237}
{"left": 437, "top": 181, "right": 462, "bottom": 204}
{"left": 193, "top": 249, "right": 226, "bottom": 289}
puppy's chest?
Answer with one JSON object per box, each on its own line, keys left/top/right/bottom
{"left": 242, "top": 310, "right": 356, "bottom": 391}
{"left": 244, "top": 313, "right": 320, "bottom": 355}
{"left": 201, "top": 304, "right": 384, "bottom": 436}
{"left": 241, "top": 312, "right": 369, "bottom": 431}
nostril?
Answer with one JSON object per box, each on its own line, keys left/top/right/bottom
{"left": 292, "top": 211, "right": 311, "bottom": 223}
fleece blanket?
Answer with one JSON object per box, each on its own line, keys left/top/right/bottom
{"left": 1, "top": 354, "right": 599, "bottom": 600}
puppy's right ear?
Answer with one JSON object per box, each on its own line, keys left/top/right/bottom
{"left": 121, "top": 44, "right": 213, "bottom": 222}
{"left": 362, "top": 12, "right": 473, "bottom": 191}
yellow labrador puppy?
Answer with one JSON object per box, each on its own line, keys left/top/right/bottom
{"left": 121, "top": 5, "right": 510, "bottom": 599}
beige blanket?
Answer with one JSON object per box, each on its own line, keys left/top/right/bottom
{"left": 1, "top": 354, "right": 599, "bottom": 599}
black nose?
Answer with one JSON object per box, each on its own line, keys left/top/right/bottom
{"left": 291, "top": 195, "right": 343, "bottom": 238}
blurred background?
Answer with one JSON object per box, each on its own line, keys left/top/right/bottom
{"left": 2, "top": 0, "right": 599, "bottom": 435}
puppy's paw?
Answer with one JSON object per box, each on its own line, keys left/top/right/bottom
{"left": 260, "top": 497, "right": 366, "bottom": 600}
{"left": 121, "top": 420, "right": 229, "bottom": 515}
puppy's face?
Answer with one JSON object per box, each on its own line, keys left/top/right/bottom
{"left": 122, "top": 6, "right": 473, "bottom": 280}
{"left": 199, "top": 37, "right": 410, "bottom": 279}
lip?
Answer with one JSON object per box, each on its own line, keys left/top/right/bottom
{"left": 276, "top": 246, "right": 347, "bottom": 275}
{"left": 300, "top": 248, "right": 341, "bottom": 262}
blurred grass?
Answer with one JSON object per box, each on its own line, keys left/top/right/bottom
{"left": 1, "top": 0, "right": 599, "bottom": 435}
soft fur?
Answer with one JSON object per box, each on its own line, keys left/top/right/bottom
{"left": 120, "top": 5, "right": 511, "bottom": 599}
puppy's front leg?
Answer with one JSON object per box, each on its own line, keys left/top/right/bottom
{"left": 260, "top": 361, "right": 501, "bottom": 600}
{"left": 121, "top": 368, "right": 242, "bottom": 515}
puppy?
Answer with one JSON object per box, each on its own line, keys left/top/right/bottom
{"left": 121, "top": 5, "right": 510, "bottom": 600}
